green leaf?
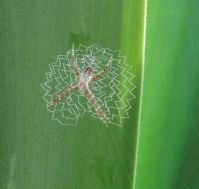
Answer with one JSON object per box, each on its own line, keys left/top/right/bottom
{"left": 0, "top": 0, "right": 145, "bottom": 189}
{"left": 1, "top": 0, "right": 198, "bottom": 189}
{"left": 134, "top": 0, "right": 199, "bottom": 189}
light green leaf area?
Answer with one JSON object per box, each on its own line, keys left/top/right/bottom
{"left": 0, "top": 0, "right": 145, "bottom": 189}
{"left": 135, "top": 0, "right": 199, "bottom": 189}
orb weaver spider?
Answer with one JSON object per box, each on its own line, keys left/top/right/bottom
{"left": 48, "top": 44, "right": 113, "bottom": 125}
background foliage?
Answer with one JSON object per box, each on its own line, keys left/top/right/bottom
{"left": 136, "top": 0, "right": 199, "bottom": 189}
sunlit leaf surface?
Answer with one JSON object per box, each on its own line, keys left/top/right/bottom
{"left": 134, "top": 0, "right": 199, "bottom": 189}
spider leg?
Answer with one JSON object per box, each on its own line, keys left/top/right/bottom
{"left": 84, "top": 88, "right": 111, "bottom": 125}
{"left": 70, "top": 44, "right": 81, "bottom": 80}
{"left": 91, "top": 56, "right": 112, "bottom": 83}
{"left": 48, "top": 84, "right": 79, "bottom": 108}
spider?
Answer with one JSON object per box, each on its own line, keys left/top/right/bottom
{"left": 48, "top": 44, "right": 113, "bottom": 125}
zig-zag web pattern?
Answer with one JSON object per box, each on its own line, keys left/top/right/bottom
{"left": 41, "top": 44, "right": 136, "bottom": 127}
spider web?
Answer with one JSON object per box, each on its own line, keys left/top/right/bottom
{"left": 41, "top": 44, "right": 136, "bottom": 127}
